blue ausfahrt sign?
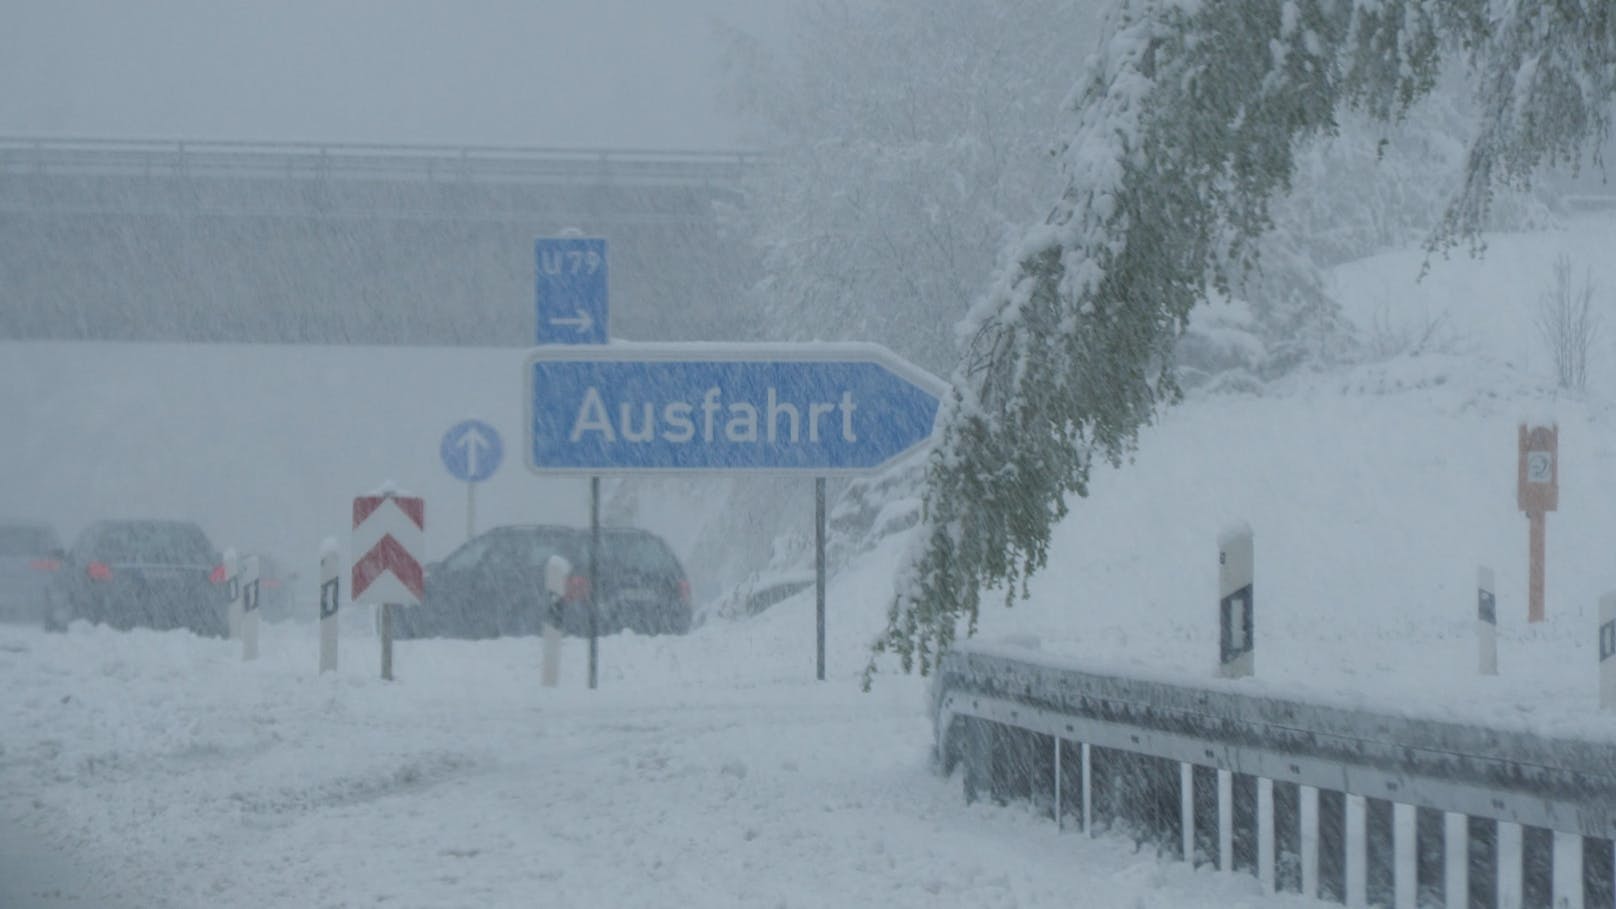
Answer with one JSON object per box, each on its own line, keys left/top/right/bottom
{"left": 525, "top": 343, "right": 946, "bottom": 475}
{"left": 441, "top": 419, "right": 504, "bottom": 483}
{"left": 535, "top": 236, "right": 608, "bottom": 345}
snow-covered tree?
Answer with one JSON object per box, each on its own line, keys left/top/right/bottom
{"left": 871, "top": 0, "right": 1614, "bottom": 682}
{"left": 719, "top": 0, "right": 1097, "bottom": 375}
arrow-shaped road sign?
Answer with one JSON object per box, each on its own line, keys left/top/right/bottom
{"left": 526, "top": 342, "right": 946, "bottom": 476}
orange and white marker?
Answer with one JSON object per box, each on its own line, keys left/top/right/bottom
{"left": 1517, "top": 424, "right": 1558, "bottom": 623}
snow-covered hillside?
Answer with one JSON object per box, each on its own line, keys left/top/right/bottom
{"left": 954, "top": 215, "right": 1616, "bottom": 743}
{"left": 5, "top": 215, "right": 1616, "bottom": 907}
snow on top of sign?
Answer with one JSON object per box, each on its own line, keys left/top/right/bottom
{"left": 555, "top": 338, "right": 917, "bottom": 358}
{"left": 1218, "top": 520, "right": 1253, "bottom": 542}
{"left": 1518, "top": 403, "right": 1562, "bottom": 429}
{"left": 528, "top": 339, "right": 950, "bottom": 398}
{"left": 367, "top": 479, "right": 416, "bottom": 498}
{"left": 320, "top": 536, "right": 340, "bottom": 558}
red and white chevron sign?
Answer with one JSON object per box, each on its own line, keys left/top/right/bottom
{"left": 351, "top": 493, "right": 425, "bottom": 605}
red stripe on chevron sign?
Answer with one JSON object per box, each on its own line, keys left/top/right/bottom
{"left": 353, "top": 535, "right": 425, "bottom": 603}
{"left": 352, "top": 494, "right": 425, "bottom": 605}
{"left": 353, "top": 495, "right": 425, "bottom": 530}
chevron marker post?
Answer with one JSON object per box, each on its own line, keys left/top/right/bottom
{"left": 352, "top": 490, "right": 424, "bottom": 681}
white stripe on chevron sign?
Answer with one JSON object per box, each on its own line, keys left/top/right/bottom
{"left": 352, "top": 498, "right": 425, "bottom": 562}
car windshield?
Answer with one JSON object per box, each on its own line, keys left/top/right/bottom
{"left": 0, "top": 525, "right": 56, "bottom": 556}
{"left": 88, "top": 523, "right": 214, "bottom": 565}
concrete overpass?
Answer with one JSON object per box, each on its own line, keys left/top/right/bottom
{"left": 0, "top": 137, "right": 762, "bottom": 345}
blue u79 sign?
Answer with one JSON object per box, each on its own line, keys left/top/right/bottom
{"left": 526, "top": 343, "right": 946, "bottom": 475}
{"left": 535, "top": 236, "right": 608, "bottom": 345}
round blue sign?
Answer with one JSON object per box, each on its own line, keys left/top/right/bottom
{"left": 441, "top": 419, "right": 503, "bottom": 483}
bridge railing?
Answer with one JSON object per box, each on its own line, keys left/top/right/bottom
{"left": 0, "top": 136, "right": 761, "bottom": 189}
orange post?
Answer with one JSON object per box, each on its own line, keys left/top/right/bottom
{"left": 1528, "top": 511, "right": 1546, "bottom": 624}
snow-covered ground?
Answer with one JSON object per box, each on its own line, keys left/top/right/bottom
{"left": 6, "top": 215, "right": 1616, "bottom": 906}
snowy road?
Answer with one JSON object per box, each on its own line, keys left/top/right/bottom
{"left": 0, "top": 620, "right": 1303, "bottom": 908}
{"left": 0, "top": 814, "right": 127, "bottom": 909}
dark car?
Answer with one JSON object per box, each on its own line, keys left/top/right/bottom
{"left": 44, "top": 520, "right": 229, "bottom": 637}
{"left": 0, "top": 521, "right": 64, "bottom": 624}
{"left": 394, "top": 524, "right": 692, "bottom": 640}
{"left": 596, "top": 526, "right": 693, "bottom": 636}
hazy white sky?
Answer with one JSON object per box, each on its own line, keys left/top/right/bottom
{"left": 0, "top": 0, "right": 789, "bottom": 149}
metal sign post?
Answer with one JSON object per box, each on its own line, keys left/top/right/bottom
{"left": 1517, "top": 424, "right": 1558, "bottom": 623}
{"left": 589, "top": 477, "right": 600, "bottom": 691}
{"left": 816, "top": 477, "right": 827, "bottom": 681}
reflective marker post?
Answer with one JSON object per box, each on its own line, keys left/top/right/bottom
{"left": 241, "top": 554, "right": 260, "bottom": 661}
{"left": 223, "top": 547, "right": 241, "bottom": 641}
{"left": 543, "top": 554, "right": 569, "bottom": 687}
{"left": 1478, "top": 565, "right": 1498, "bottom": 676}
{"left": 1600, "top": 593, "right": 1615, "bottom": 711}
{"left": 319, "top": 538, "right": 339, "bottom": 674}
{"left": 1218, "top": 524, "right": 1254, "bottom": 679}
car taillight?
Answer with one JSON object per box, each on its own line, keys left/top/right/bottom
{"left": 29, "top": 558, "right": 61, "bottom": 572}
{"left": 87, "top": 561, "right": 112, "bottom": 581}
{"left": 209, "top": 565, "right": 228, "bottom": 584}
{"left": 677, "top": 578, "right": 691, "bottom": 603}
{"left": 564, "top": 574, "right": 591, "bottom": 603}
